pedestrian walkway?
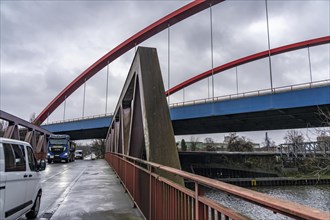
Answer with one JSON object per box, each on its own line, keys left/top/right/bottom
{"left": 49, "top": 159, "right": 144, "bottom": 220}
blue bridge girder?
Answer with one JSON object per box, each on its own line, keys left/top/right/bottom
{"left": 42, "top": 85, "right": 330, "bottom": 140}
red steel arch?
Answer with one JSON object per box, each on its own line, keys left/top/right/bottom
{"left": 165, "top": 36, "right": 330, "bottom": 96}
{"left": 34, "top": 0, "right": 224, "bottom": 125}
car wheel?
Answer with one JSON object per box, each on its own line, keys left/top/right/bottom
{"left": 47, "top": 159, "right": 52, "bottom": 164}
{"left": 26, "top": 192, "right": 41, "bottom": 219}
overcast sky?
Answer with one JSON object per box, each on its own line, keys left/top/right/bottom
{"left": 1, "top": 0, "right": 329, "bottom": 144}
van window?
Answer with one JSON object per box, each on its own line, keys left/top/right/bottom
{"left": 4, "top": 143, "right": 26, "bottom": 172}
{"left": 27, "top": 146, "right": 37, "bottom": 171}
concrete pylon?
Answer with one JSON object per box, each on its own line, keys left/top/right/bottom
{"left": 106, "top": 47, "right": 183, "bottom": 185}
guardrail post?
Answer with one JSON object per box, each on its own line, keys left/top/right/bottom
{"left": 133, "top": 160, "right": 136, "bottom": 207}
{"left": 149, "top": 165, "right": 152, "bottom": 220}
{"left": 195, "top": 182, "right": 205, "bottom": 220}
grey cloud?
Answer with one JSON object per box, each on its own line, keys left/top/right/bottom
{"left": 1, "top": 1, "right": 329, "bottom": 143}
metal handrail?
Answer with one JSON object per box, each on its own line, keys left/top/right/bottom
{"left": 169, "top": 79, "right": 330, "bottom": 108}
{"left": 42, "top": 113, "right": 113, "bottom": 125}
{"left": 107, "top": 152, "right": 329, "bottom": 220}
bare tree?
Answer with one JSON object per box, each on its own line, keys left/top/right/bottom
{"left": 0, "top": 120, "right": 8, "bottom": 137}
{"left": 283, "top": 130, "right": 305, "bottom": 157}
{"left": 226, "top": 133, "right": 254, "bottom": 152}
{"left": 315, "top": 107, "right": 330, "bottom": 136}
{"left": 91, "top": 139, "right": 106, "bottom": 158}
{"left": 204, "top": 137, "right": 216, "bottom": 151}
{"left": 318, "top": 107, "right": 330, "bottom": 126}
{"left": 284, "top": 130, "right": 304, "bottom": 145}
{"left": 76, "top": 144, "right": 92, "bottom": 157}
{"left": 190, "top": 136, "right": 199, "bottom": 151}
{"left": 29, "top": 112, "right": 36, "bottom": 123}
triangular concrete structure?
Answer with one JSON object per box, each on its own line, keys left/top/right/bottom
{"left": 106, "top": 47, "right": 183, "bottom": 185}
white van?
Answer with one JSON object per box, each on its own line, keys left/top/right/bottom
{"left": 0, "top": 138, "right": 46, "bottom": 220}
{"left": 75, "top": 150, "right": 83, "bottom": 159}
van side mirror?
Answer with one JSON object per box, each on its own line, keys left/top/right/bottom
{"left": 38, "top": 159, "right": 46, "bottom": 171}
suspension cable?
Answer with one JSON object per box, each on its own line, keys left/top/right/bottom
{"left": 168, "top": 24, "right": 171, "bottom": 104}
{"left": 82, "top": 78, "right": 86, "bottom": 117}
{"left": 265, "top": 0, "right": 274, "bottom": 92}
{"left": 63, "top": 96, "right": 66, "bottom": 120}
{"left": 210, "top": 3, "right": 214, "bottom": 100}
{"left": 307, "top": 47, "right": 313, "bottom": 83}
{"left": 105, "top": 61, "right": 110, "bottom": 114}
{"left": 183, "top": 88, "right": 185, "bottom": 102}
{"left": 236, "top": 66, "right": 239, "bottom": 94}
{"left": 208, "top": 75, "right": 210, "bottom": 98}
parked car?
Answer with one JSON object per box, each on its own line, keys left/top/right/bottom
{"left": 0, "top": 138, "right": 46, "bottom": 220}
{"left": 91, "top": 153, "right": 96, "bottom": 160}
{"left": 75, "top": 150, "right": 83, "bottom": 159}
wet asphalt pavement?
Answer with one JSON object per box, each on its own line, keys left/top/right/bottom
{"left": 19, "top": 159, "right": 144, "bottom": 220}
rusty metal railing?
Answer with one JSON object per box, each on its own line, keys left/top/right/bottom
{"left": 105, "top": 152, "right": 329, "bottom": 220}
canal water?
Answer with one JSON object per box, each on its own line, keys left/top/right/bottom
{"left": 206, "top": 185, "right": 330, "bottom": 219}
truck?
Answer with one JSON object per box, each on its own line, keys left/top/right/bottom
{"left": 47, "top": 134, "right": 76, "bottom": 163}
{"left": 0, "top": 137, "right": 46, "bottom": 219}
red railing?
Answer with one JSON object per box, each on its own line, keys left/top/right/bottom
{"left": 105, "top": 152, "right": 329, "bottom": 220}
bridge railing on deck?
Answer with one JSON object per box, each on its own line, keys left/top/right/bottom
{"left": 42, "top": 113, "right": 113, "bottom": 125}
{"left": 169, "top": 79, "right": 330, "bottom": 108}
{"left": 105, "top": 152, "right": 329, "bottom": 220}
{"left": 42, "top": 80, "right": 330, "bottom": 126}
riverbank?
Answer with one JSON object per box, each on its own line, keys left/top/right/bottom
{"left": 218, "top": 176, "right": 330, "bottom": 187}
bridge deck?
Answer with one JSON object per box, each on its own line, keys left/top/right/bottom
{"left": 42, "top": 85, "right": 330, "bottom": 140}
